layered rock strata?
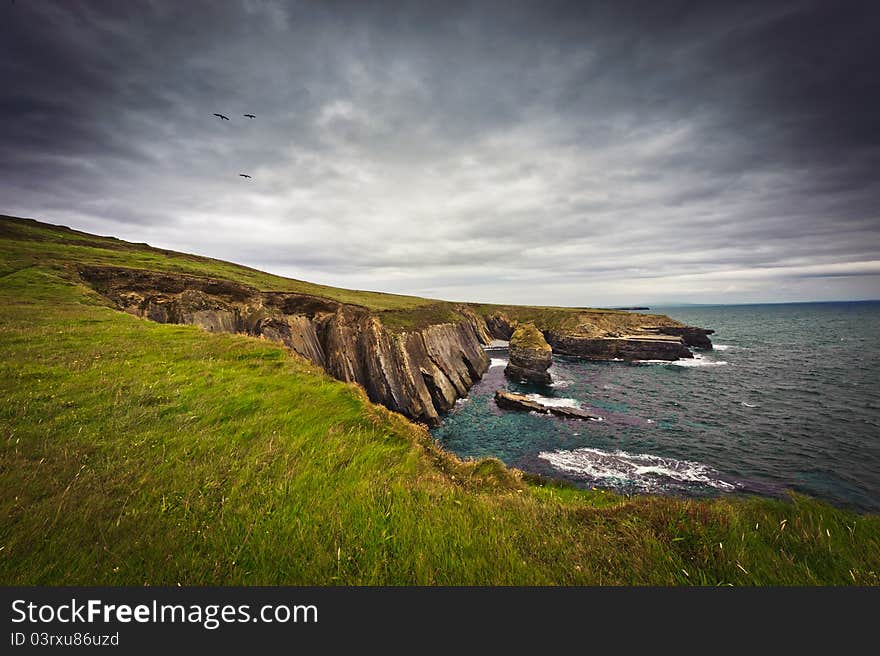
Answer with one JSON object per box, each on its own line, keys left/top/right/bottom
{"left": 79, "top": 266, "right": 489, "bottom": 426}
{"left": 543, "top": 331, "right": 694, "bottom": 361}
{"left": 484, "top": 313, "right": 515, "bottom": 340}
{"left": 642, "top": 325, "right": 715, "bottom": 349}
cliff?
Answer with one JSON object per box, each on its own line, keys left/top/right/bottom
{"left": 78, "top": 265, "right": 713, "bottom": 425}
{"left": 642, "top": 325, "right": 715, "bottom": 350}
{"left": 473, "top": 304, "right": 714, "bottom": 361}
{"left": 544, "top": 331, "right": 694, "bottom": 361}
{"left": 79, "top": 266, "right": 489, "bottom": 426}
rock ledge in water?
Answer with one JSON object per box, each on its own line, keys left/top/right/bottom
{"left": 494, "top": 390, "right": 599, "bottom": 421}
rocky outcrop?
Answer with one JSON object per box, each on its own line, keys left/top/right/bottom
{"left": 642, "top": 326, "right": 715, "bottom": 350}
{"left": 258, "top": 314, "right": 327, "bottom": 368}
{"left": 79, "top": 266, "right": 488, "bottom": 426}
{"left": 455, "top": 305, "right": 493, "bottom": 345}
{"left": 544, "top": 331, "right": 694, "bottom": 361}
{"left": 477, "top": 307, "right": 713, "bottom": 361}
{"left": 485, "top": 312, "right": 514, "bottom": 340}
{"left": 494, "top": 391, "right": 599, "bottom": 421}
{"left": 506, "top": 322, "right": 553, "bottom": 384}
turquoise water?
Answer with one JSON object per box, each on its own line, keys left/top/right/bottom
{"left": 431, "top": 302, "right": 880, "bottom": 512}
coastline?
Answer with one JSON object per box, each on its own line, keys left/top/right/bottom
{"left": 2, "top": 215, "right": 878, "bottom": 586}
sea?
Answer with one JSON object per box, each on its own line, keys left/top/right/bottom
{"left": 431, "top": 302, "right": 880, "bottom": 513}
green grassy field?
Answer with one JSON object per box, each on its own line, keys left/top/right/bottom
{"left": 1, "top": 215, "right": 879, "bottom": 584}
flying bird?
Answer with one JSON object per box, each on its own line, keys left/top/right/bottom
{"left": 213, "top": 113, "right": 230, "bottom": 120}
{"left": 243, "top": 114, "right": 256, "bottom": 119}
{"left": 239, "top": 174, "right": 252, "bottom": 179}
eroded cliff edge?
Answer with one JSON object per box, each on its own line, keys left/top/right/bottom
{"left": 79, "top": 265, "right": 712, "bottom": 426}
{"left": 79, "top": 266, "right": 490, "bottom": 426}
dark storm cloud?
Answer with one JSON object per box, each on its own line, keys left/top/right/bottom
{"left": 1, "top": 0, "right": 878, "bottom": 304}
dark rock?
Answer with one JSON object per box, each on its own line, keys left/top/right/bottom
{"left": 257, "top": 315, "right": 326, "bottom": 367}
{"left": 506, "top": 322, "right": 553, "bottom": 384}
{"left": 544, "top": 331, "right": 693, "bottom": 361}
{"left": 455, "top": 305, "right": 493, "bottom": 345}
{"left": 494, "top": 391, "right": 598, "bottom": 421}
{"left": 79, "top": 264, "right": 254, "bottom": 302}
{"left": 485, "top": 312, "right": 514, "bottom": 340}
{"left": 643, "top": 325, "right": 715, "bottom": 349}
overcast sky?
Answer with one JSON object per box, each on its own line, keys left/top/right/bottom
{"left": 2, "top": 1, "right": 879, "bottom": 305}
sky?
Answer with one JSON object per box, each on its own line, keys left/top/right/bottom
{"left": 2, "top": 0, "right": 879, "bottom": 306}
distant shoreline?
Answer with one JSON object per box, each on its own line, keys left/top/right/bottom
{"left": 651, "top": 299, "right": 880, "bottom": 308}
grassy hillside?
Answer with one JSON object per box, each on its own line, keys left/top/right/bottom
{"left": 1, "top": 215, "right": 659, "bottom": 333}
{"left": 1, "top": 215, "right": 879, "bottom": 584}
{"left": 0, "top": 215, "right": 432, "bottom": 311}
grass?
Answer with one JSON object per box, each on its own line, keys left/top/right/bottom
{"left": 1, "top": 215, "right": 879, "bottom": 585}
{"left": 509, "top": 322, "right": 552, "bottom": 351}
{"left": 0, "top": 215, "right": 431, "bottom": 312}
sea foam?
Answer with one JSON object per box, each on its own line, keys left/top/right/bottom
{"left": 525, "top": 393, "right": 581, "bottom": 408}
{"left": 538, "top": 447, "right": 737, "bottom": 492}
{"left": 484, "top": 340, "right": 509, "bottom": 350}
{"left": 636, "top": 353, "right": 727, "bottom": 367}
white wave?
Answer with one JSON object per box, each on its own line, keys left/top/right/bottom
{"left": 455, "top": 397, "right": 470, "bottom": 405}
{"left": 636, "top": 353, "right": 727, "bottom": 367}
{"left": 525, "top": 393, "right": 581, "bottom": 408}
{"left": 713, "top": 344, "right": 734, "bottom": 351}
{"left": 489, "top": 358, "right": 508, "bottom": 368}
{"left": 538, "top": 447, "right": 737, "bottom": 492}
{"left": 485, "top": 340, "right": 509, "bottom": 350}
{"left": 741, "top": 401, "right": 758, "bottom": 408}
{"left": 550, "top": 378, "right": 573, "bottom": 388}
{"left": 669, "top": 357, "right": 728, "bottom": 367}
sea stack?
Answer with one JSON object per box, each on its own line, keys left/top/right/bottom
{"left": 506, "top": 322, "right": 552, "bottom": 384}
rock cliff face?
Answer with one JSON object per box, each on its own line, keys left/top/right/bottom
{"left": 478, "top": 306, "right": 714, "bottom": 359}
{"left": 485, "top": 313, "right": 515, "bottom": 340}
{"left": 506, "top": 322, "right": 553, "bottom": 384}
{"left": 79, "top": 266, "right": 488, "bottom": 426}
{"left": 544, "top": 331, "right": 694, "bottom": 361}
{"left": 79, "top": 265, "right": 715, "bottom": 427}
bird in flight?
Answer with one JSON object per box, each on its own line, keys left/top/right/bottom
{"left": 213, "top": 113, "right": 230, "bottom": 120}
{"left": 239, "top": 173, "right": 252, "bottom": 179}
{"left": 243, "top": 114, "right": 256, "bottom": 119}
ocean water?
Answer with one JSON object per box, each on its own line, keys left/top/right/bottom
{"left": 431, "top": 302, "right": 880, "bottom": 512}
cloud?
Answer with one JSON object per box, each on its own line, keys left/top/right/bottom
{"left": 1, "top": 0, "right": 878, "bottom": 305}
